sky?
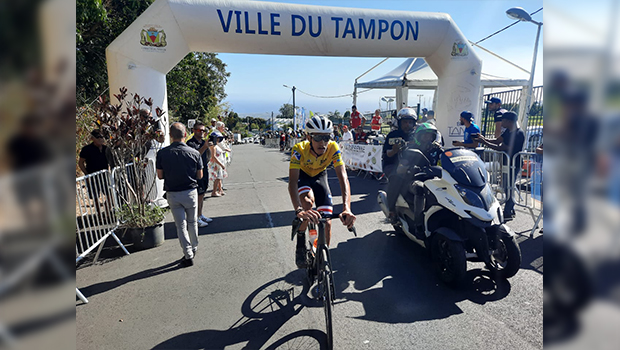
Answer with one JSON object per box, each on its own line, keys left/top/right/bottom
{"left": 217, "top": 0, "right": 544, "bottom": 118}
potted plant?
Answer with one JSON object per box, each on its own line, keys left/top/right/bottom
{"left": 95, "top": 87, "right": 167, "bottom": 249}
{"left": 117, "top": 203, "right": 166, "bottom": 249}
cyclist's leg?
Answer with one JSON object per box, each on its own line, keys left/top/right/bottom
{"left": 295, "top": 177, "right": 316, "bottom": 268}
{"left": 312, "top": 172, "right": 333, "bottom": 245}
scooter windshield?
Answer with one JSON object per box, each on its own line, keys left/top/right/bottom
{"left": 440, "top": 149, "right": 487, "bottom": 188}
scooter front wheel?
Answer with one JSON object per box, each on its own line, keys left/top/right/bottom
{"left": 431, "top": 234, "right": 467, "bottom": 288}
{"left": 485, "top": 235, "right": 521, "bottom": 279}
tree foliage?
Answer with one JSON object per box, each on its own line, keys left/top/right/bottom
{"left": 77, "top": 0, "right": 230, "bottom": 124}
{"left": 278, "top": 103, "right": 294, "bottom": 118}
{"left": 166, "top": 52, "right": 230, "bottom": 124}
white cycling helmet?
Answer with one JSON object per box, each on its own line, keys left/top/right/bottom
{"left": 305, "top": 116, "right": 333, "bottom": 134}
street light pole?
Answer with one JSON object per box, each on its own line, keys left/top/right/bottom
{"left": 506, "top": 7, "right": 542, "bottom": 130}
{"left": 524, "top": 22, "right": 541, "bottom": 126}
{"left": 283, "top": 84, "right": 297, "bottom": 131}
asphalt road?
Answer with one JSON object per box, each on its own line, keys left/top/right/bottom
{"left": 76, "top": 143, "right": 543, "bottom": 350}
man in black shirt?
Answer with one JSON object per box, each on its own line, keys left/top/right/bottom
{"left": 78, "top": 129, "right": 113, "bottom": 219}
{"left": 484, "top": 97, "right": 507, "bottom": 138}
{"left": 474, "top": 111, "right": 525, "bottom": 221}
{"left": 186, "top": 121, "right": 213, "bottom": 228}
{"left": 156, "top": 123, "right": 203, "bottom": 267}
{"left": 383, "top": 108, "right": 417, "bottom": 223}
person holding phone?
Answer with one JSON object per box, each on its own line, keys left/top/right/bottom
{"left": 452, "top": 111, "right": 480, "bottom": 149}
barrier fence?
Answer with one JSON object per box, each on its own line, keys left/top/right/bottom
{"left": 512, "top": 151, "right": 543, "bottom": 237}
{"left": 0, "top": 161, "right": 76, "bottom": 345}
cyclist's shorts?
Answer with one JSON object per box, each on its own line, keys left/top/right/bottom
{"left": 297, "top": 170, "right": 333, "bottom": 215}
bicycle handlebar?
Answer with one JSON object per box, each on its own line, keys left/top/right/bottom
{"left": 291, "top": 212, "right": 357, "bottom": 240}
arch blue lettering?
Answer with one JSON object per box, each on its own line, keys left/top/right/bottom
{"left": 257, "top": 13, "right": 268, "bottom": 35}
{"left": 359, "top": 18, "right": 375, "bottom": 39}
{"left": 406, "top": 21, "right": 418, "bottom": 40}
{"left": 271, "top": 13, "right": 281, "bottom": 35}
{"left": 234, "top": 11, "right": 242, "bottom": 33}
{"left": 378, "top": 19, "right": 389, "bottom": 39}
{"left": 390, "top": 20, "right": 404, "bottom": 40}
{"left": 216, "top": 9, "right": 233, "bottom": 33}
{"left": 291, "top": 14, "right": 306, "bottom": 36}
{"left": 308, "top": 15, "right": 322, "bottom": 37}
{"left": 343, "top": 18, "right": 356, "bottom": 39}
{"left": 244, "top": 11, "right": 255, "bottom": 34}
{"left": 331, "top": 17, "right": 343, "bottom": 38}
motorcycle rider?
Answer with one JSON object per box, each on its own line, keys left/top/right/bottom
{"left": 383, "top": 108, "right": 417, "bottom": 179}
{"left": 386, "top": 117, "right": 443, "bottom": 229}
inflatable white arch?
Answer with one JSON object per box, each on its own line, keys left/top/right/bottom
{"left": 107, "top": 0, "right": 481, "bottom": 199}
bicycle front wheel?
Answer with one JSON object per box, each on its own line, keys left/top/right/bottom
{"left": 320, "top": 247, "right": 334, "bottom": 350}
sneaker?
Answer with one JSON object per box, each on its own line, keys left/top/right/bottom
{"left": 295, "top": 244, "right": 307, "bottom": 269}
{"left": 503, "top": 211, "right": 516, "bottom": 223}
{"left": 180, "top": 256, "right": 194, "bottom": 267}
{"left": 198, "top": 218, "right": 209, "bottom": 227}
{"left": 199, "top": 215, "right": 213, "bottom": 223}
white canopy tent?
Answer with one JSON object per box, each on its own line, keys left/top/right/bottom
{"left": 355, "top": 57, "right": 529, "bottom": 123}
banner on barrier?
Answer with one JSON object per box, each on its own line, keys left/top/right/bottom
{"left": 340, "top": 143, "right": 383, "bottom": 172}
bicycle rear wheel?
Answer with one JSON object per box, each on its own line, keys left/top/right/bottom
{"left": 320, "top": 247, "right": 334, "bottom": 350}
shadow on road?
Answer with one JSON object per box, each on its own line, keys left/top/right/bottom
{"left": 328, "top": 229, "right": 513, "bottom": 323}
{"left": 77, "top": 259, "right": 183, "bottom": 302}
{"left": 153, "top": 270, "right": 329, "bottom": 350}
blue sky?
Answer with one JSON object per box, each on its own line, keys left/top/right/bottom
{"left": 218, "top": 0, "right": 543, "bottom": 117}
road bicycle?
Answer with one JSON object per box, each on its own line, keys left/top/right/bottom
{"left": 291, "top": 213, "right": 356, "bottom": 350}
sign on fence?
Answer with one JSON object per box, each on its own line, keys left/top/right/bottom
{"left": 339, "top": 142, "right": 383, "bottom": 172}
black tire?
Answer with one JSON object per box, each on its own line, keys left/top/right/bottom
{"left": 320, "top": 248, "right": 334, "bottom": 350}
{"left": 431, "top": 234, "right": 467, "bottom": 288}
{"left": 393, "top": 224, "right": 405, "bottom": 236}
{"left": 485, "top": 235, "right": 522, "bottom": 279}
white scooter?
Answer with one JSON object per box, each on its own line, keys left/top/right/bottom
{"left": 377, "top": 144, "right": 522, "bottom": 287}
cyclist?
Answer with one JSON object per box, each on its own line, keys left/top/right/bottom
{"left": 289, "top": 116, "right": 357, "bottom": 268}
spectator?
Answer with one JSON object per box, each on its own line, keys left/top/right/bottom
{"left": 419, "top": 108, "right": 428, "bottom": 123}
{"left": 280, "top": 131, "right": 286, "bottom": 151}
{"left": 452, "top": 111, "right": 481, "bottom": 149}
{"left": 333, "top": 125, "right": 342, "bottom": 142}
{"left": 371, "top": 109, "right": 383, "bottom": 133}
{"left": 425, "top": 110, "right": 436, "bottom": 125}
{"left": 354, "top": 126, "right": 368, "bottom": 144}
{"left": 484, "top": 97, "right": 506, "bottom": 138}
{"left": 342, "top": 125, "right": 353, "bottom": 142}
{"left": 156, "top": 122, "right": 203, "bottom": 267}
{"left": 473, "top": 111, "right": 525, "bottom": 221}
{"left": 185, "top": 121, "right": 213, "bottom": 227}
{"left": 209, "top": 122, "right": 228, "bottom": 197}
{"left": 78, "top": 129, "right": 114, "bottom": 219}
{"left": 350, "top": 105, "right": 365, "bottom": 130}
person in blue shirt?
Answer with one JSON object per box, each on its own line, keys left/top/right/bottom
{"left": 452, "top": 111, "right": 481, "bottom": 149}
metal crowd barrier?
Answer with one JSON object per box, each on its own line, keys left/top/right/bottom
{"left": 76, "top": 159, "right": 164, "bottom": 303}
{"left": 0, "top": 161, "right": 77, "bottom": 344}
{"left": 481, "top": 149, "right": 511, "bottom": 204}
{"left": 512, "top": 151, "right": 543, "bottom": 237}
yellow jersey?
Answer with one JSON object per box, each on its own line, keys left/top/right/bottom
{"left": 290, "top": 140, "right": 344, "bottom": 177}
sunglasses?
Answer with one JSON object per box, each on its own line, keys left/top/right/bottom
{"left": 194, "top": 128, "right": 206, "bottom": 132}
{"left": 311, "top": 134, "right": 331, "bottom": 142}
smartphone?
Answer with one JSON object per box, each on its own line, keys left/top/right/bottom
{"left": 389, "top": 138, "right": 403, "bottom": 145}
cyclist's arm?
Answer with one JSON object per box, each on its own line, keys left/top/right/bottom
{"left": 334, "top": 164, "right": 356, "bottom": 228}
{"left": 288, "top": 168, "right": 321, "bottom": 223}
